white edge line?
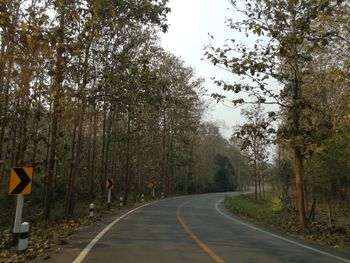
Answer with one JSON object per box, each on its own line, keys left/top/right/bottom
{"left": 215, "top": 199, "right": 350, "bottom": 263}
{"left": 73, "top": 201, "right": 157, "bottom": 263}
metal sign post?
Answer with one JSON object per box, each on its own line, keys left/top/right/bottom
{"left": 13, "top": 195, "right": 24, "bottom": 245}
{"left": 105, "top": 178, "right": 114, "bottom": 211}
{"left": 9, "top": 167, "right": 33, "bottom": 247}
{"left": 148, "top": 179, "right": 156, "bottom": 199}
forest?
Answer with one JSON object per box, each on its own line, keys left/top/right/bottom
{"left": 0, "top": 0, "right": 245, "bottom": 238}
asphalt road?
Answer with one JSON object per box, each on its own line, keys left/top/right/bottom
{"left": 39, "top": 192, "right": 350, "bottom": 263}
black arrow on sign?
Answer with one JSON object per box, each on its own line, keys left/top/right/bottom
{"left": 11, "top": 168, "right": 31, "bottom": 195}
{"left": 106, "top": 179, "right": 113, "bottom": 189}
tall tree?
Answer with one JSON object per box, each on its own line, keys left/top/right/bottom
{"left": 206, "top": 0, "right": 341, "bottom": 228}
{"left": 233, "top": 104, "right": 271, "bottom": 200}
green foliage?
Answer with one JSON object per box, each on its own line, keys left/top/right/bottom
{"left": 224, "top": 193, "right": 282, "bottom": 225}
{"left": 192, "top": 123, "right": 249, "bottom": 194}
{"left": 305, "top": 129, "right": 350, "bottom": 201}
{"left": 233, "top": 104, "right": 271, "bottom": 200}
{"left": 271, "top": 158, "right": 294, "bottom": 201}
{"left": 212, "top": 154, "right": 236, "bottom": 192}
{"left": 270, "top": 195, "right": 283, "bottom": 213}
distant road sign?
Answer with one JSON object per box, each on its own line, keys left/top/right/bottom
{"left": 106, "top": 178, "right": 114, "bottom": 190}
{"left": 148, "top": 179, "right": 156, "bottom": 189}
{"left": 9, "top": 167, "right": 33, "bottom": 195}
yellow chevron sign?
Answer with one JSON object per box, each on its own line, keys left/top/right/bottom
{"left": 9, "top": 167, "right": 33, "bottom": 195}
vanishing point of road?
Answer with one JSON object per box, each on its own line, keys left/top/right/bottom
{"left": 36, "top": 192, "right": 350, "bottom": 263}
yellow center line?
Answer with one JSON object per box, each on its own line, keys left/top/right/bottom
{"left": 176, "top": 202, "right": 226, "bottom": 263}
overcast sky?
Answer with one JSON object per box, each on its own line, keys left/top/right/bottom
{"left": 159, "top": 0, "right": 243, "bottom": 138}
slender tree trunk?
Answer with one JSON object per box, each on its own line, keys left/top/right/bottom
{"left": 294, "top": 147, "right": 306, "bottom": 228}
{"left": 10, "top": 123, "right": 17, "bottom": 167}
{"left": 308, "top": 195, "right": 316, "bottom": 221}
{"left": 87, "top": 107, "right": 93, "bottom": 198}
{"left": 67, "top": 101, "right": 85, "bottom": 215}
{"left": 87, "top": 115, "right": 92, "bottom": 188}
{"left": 100, "top": 107, "right": 107, "bottom": 196}
{"left": 0, "top": 1, "right": 19, "bottom": 166}
{"left": 103, "top": 111, "right": 113, "bottom": 187}
{"left": 291, "top": 54, "right": 306, "bottom": 227}
{"left": 169, "top": 133, "right": 174, "bottom": 195}
{"left": 44, "top": 103, "right": 52, "bottom": 174}
{"left": 52, "top": 125, "right": 60, "bottom": 210}
{"left": 31, "top": 93, "right": 42, "bottom": 167}
{"left": 0, "top": 53, "right": 14, "bottom": 175}
{"left": 326, "top": 199, "right": 333, "bottom": 228}
{"left": 123, "top": 110, "right": 131, "bottom": 205}
{"left": 304, "top": 179, "right": 309, "bottom": 215}
{"left": 44, "top": 97, "right": 60, "bottom": 219}
{"left": 161, "top": 106, "right": 167, "bottom": 195}
{"left": 254, "top": 172, "right": 258, "bottom": 201}
{"left": 66, "top": 40, "right": 91, "bottom": 215}
{"left": 137, "top": 130, "right": 142, "bottom": 199}
{"left": 15, "top": 66, "right": 32, "bottom": 166}
{"left": 65, "top": 121, "right": 77, "bottom": 215}
{"left": 258, "top": 172, "right": 262, "bottom": 200}
{"left": 90, "top": 107, "right": 98, "bottom": 198}
{"left": 262, "top": 171, "right": 265, "bottom": 198}
{"left": 253, "top": 135, "right": 258, "bottom": 201}
{"left": 44, "top": 8, "right": 65, "bottom": 219}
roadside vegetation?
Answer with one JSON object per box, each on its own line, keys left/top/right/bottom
{"left": 225, "top": 193, "right": 350, "bottom": 251}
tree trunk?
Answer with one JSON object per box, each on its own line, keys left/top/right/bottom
{"left": 44, "top": 8, "right": 65, "bottom": 219}
{"left": 161, "top": 106, "right": 167, "bottom": 195}
{"left": 294, "top": 147, "right": 306, "bottom": 228}
{"left": 44, "top": 97, "right": 59, "bottom": 219}
{"left": 254, "top": 172, "right": 258, "bottom": 201}
{"left": 0, "top": 52, "right": 15, "bottom": 178}
{"left": 308, "top": 196, "right": 316, "bottom": 221}
{"left": 100, "top": 106, "right": 107, "bottom": 196}
{"left": 258, "top": 174, "right": 262, "bottom": 200}
{"left": 65, "top": 121, "right": 77, "bottom": 215}
{"left": 103, "top": 111, "right": 113, "bottom": 190}
{"left": 304, "top": 178, "right": 309, "bottom": 215}
{"left": 90, "top": 107, "right": 98, "bottom": 198}
{"left": 0, "top": 1, "right": 19, "bottom": 172}
{"left": 123, "top": 110, "right": 131, "bottom": 205}
{"left": 262, "top": 171, "right": 265, "bottom": 198}
{"left": 66, "top": 41, "right": 91, "bottom": 215}
{"left": 326, "top": 199, "right": 333, "bottom": 228}
{"left": 291, "top": 52, "right": 306, "bottom": 227}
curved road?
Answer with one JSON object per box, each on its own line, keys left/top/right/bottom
{"left": 41, "top": 193, "right": 350, "bottom": 263}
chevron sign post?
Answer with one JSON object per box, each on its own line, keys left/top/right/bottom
{"left": 9, "top": 167, "right": 33, "bottom": 195}
{"left": 105, "top": 178, "right": 114, "bottom": 210}
{"left": 9, "top": 167, "right": 33, "bottom": 248}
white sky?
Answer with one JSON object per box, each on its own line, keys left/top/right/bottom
{"left": 159, "top": 0, "right": 244, "bottom": 138}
